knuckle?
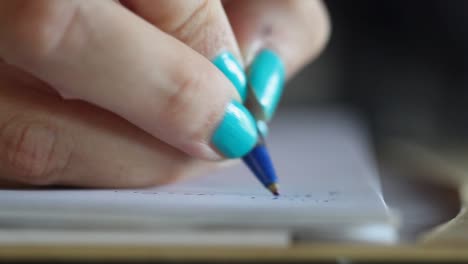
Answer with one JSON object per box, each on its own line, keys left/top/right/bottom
{"left": 2, "top": 0, "right": 79, "bottom": 64}
{"left": 174, "top": 0, "right": 221, "bottom": 55}
{"left": 159, "top": 71, "right": 204, "bottom": 131}
{"left": 168, "top": 0, "right": 211, "bottom": 39}
{"left": 154, "top": 0, "right": 219, "bottom": 55}
{"left": 0, "top": 116, "right": 73, "bottom": 185}
{"left": 156, "top": 66, "right": 227, "bottom": 156}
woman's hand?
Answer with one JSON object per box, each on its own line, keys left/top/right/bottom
{"left": 0, "top": 0, "right": 329, "bottom": 188}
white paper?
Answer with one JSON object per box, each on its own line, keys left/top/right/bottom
{"left": 0, "top": 229, "right": 290, "bottom": 247}
{"left": 0, "top": 109, "right": 397, "bottom": 243}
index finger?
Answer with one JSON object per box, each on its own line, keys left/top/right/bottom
{"left": 121, "top": 0, "right": 249, "bottom": 101}
{"left": 0, "top": 0, "right": 258, "bottom": 160}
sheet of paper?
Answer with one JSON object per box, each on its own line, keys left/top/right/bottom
{"left": 0, "top": 229, "right": 290, "bottom": 247}
{"left": 0, "top": 109, "right": 397, "bottom": 242}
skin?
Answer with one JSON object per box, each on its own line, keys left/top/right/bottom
{"left": 0, "top": 0, "right": 330, "bottom": 188}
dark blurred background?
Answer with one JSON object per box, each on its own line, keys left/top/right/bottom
{"left": 280, "top": 0, "right": 467, "bottom": 239}
{"left": 284, "top": 0, "right": 468, "bottom": 146}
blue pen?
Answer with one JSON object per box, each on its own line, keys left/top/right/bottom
{"left": 212, "top": 50, "right": 282, "bottom": 196}
{"left": 242, "top": 84, "right": 280, "bottom": 196}
{"left": 242, "top": 134, "right": 279, "bottom": 196}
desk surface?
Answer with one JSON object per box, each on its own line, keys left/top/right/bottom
{"left": 1, "top": 140, "right": 468, "bottom": 262}
{"left": 0, "top": 244, "right": 467, "bottom": 262}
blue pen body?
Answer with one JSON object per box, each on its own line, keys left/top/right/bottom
{"left": 211, "top": 50, "right": 282, "bottom": 195}
{"left": 242, "top": 144, "right": 278, "bottom": 189}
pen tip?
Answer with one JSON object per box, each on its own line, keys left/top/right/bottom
{"left": 267, "top": 184, "right": 280, "bottom": 196}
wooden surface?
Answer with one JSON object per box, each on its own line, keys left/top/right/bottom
{"left": 0, "top": 244, "right": 467, "bottom": 262}
{"left": 1, "top": 141, "right": 468, "bottom": 262}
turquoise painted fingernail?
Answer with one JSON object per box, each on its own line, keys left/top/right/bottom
{"left": 257, "top": 120, "right": 269, "bottom": 138}
{"left": 211, "top": 100, "right": 258, "bottom": 158}
{"left": 212, "top": 52, "right": 247, "bottom": 102}
{"left": 249, "top": 49, "right": 285, "bottom": 121}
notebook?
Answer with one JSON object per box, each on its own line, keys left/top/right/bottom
{"left": 0, "top": 109, "right": 398, "bottom": 245}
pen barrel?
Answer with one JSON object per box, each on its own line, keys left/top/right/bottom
{"left": 242, "top": 83, "right": 279, "bottom": 194}
{"left": 245, "top": 87, "right": 271, "bottom": 139}
{"left": 245, "top": 88, "right": 268, "bottom": 123}
{"left": 242, "top": 144, "right": 278, "bottom": 187}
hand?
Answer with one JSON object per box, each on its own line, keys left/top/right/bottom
{"left": 0, "top": 0, "right": 329, "bottom": 188}
{"left": 224, "top": 0, "right": 330, "bottom": 122}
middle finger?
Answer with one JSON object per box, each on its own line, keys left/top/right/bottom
{"left": 121, "top": 0, "right": 248, "bottom": 101}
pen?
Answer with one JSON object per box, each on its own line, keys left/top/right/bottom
{"left": 242, "top": 133, "right": 279, "bottom": 196}
{"left": 212, "top": 50, "right": 282, "bottom": 196}
{"left": 242, "top": 88, "right": 280, "bottom": 196}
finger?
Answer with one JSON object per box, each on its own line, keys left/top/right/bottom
{"left": 0, "top": 64, "right": 214, "bottom": 188}
{"left": 121, "top": 0, "right": 248, "bottom": 101}
{"left": 0, "top": 0, "right": 258, "bottom": 160}
{"left": 224, "top": 0, "right": 330, "bottom": 121}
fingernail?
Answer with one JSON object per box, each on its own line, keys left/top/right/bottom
{"left": 249, "top": 49, "right": 285, "bottom": 121}
{"left": 212, "top": 51, "right": 247, "bottom": 102}
{"left": 257, "top": 120, "right": 269, "bottom": 138}
{"left": 211, "top": 100, "right": 258, "bottom": 158}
